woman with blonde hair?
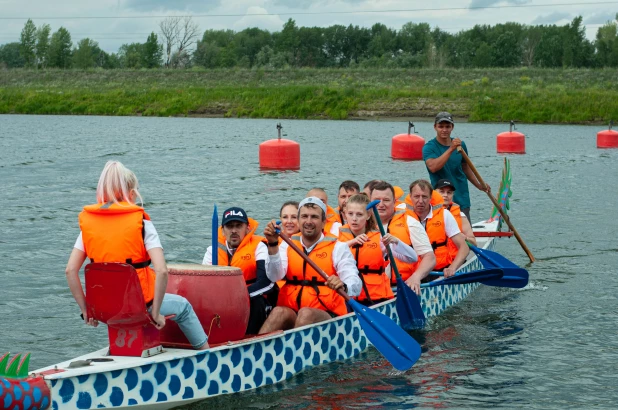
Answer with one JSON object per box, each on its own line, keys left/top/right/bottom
{"left": 65, "top": 160, "right": 209, "bottom": 350}
{"left": 338, "top": 194, "right": 418, "bottom": 306}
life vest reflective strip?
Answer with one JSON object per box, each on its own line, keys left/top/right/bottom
{"left": 338, "top": 226, "right": 393, "bottom": 304}
{"left": 408, "top": 207, "right": 453, "bottom": 270}
{"left": 386, "top": 210, "right": 420, "bottom": 282}
{"left": 445, "top": 203, "right": 463, "bottom": 257}
{"left": 278, "top": 234, "right": 347, "bottom": 316}
{"left": 216, "top": 218, "right": 263, "bottom": 285}
{"left": 79, "top": 202, "right": 156, "bottom": 304}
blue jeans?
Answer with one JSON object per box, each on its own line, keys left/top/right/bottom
{"left": 151, "top": 294, "right": 208, "bottom": 349}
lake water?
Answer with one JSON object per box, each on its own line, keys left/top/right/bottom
{"left": 1, "top": 115, "right": 616, "bottom": 409}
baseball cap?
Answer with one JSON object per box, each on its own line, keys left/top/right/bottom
{"left": 434, "top": 179, "right": 456, "bottom": 191}
{"left": 435, "top": 112, "right": 454, "bottom": 124}
{"left": 221, "top": 207, "right": 249, "bottom": 226}
{"left": 298, "top": 196, "right": 327, "bottom": 214}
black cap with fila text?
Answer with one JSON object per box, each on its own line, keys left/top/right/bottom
{"left": 434, "top": 179, "right": 456, "bottom": 191}
{"left": 222, "top": 207, "right": 249, "bottom": 226}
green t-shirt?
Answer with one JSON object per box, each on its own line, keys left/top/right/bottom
{"left": 422, "top": 138, "right": 471, "bottom": 209}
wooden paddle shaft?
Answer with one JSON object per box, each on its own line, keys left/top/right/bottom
{"left": 457, "top": 147, "right": 535, "bottom": 263}
{"left": 278, "top": 231, "right": 351, "bottom": 301}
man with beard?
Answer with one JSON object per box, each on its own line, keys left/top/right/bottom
{"left": 203, "top": 207, "right": 277, "bottom": 334}
{"left": 259, "top": 197, "right": 361, "bottom": 333}
{"left": 334, "top": 180, "right": 360, "bottom": 225}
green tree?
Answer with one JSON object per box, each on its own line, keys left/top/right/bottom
{"left": 492, "top": 31, "right": 521, "bottom": 67}
{"left": 474, "top": 42, "right": 493, "bottom": 67}
{"left": 118, "top": 43, "right": 144, "bottom": 68}
{"left": 73, "top": 38, "right": 100, "bottom": 68}
{"left": 193, "top": 40, "right": 221, "bottom": 67}
{"left": 276, "top": 19, "right": 300, "bottom": 64}
{"left": 142, "top": 32, "right": 163, "bottom": 68}
{"left": 0, "top": 42, "right": 26, "bottom": 68}
{"left": 20, "top": 19, "right": 37, "bottom": 67}
{"left": 48, "top": 27, "right": 73, "bottom": 68}
{"left": 35, "top": 24, "right": 51, "bottom": 68}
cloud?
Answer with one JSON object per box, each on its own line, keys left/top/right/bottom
{"left": 531, "top": 12, "right": 572, "bottom": 25}
{"left": 123, "top": 0, "right": 221, "bottom": 12}
{"left": 469, "top": 0, "right": 529, "bottom": 8}
{"left": 233, "top": 6, "right": 285, "bottom": 31}
{"left": 584, "top": 11, "right": 617, "bottom": 25}
{"left": 268, "top": 0, "right": 366, "bottom": 10}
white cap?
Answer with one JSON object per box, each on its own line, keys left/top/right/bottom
{"left": 299, "top": 196, "right": 327, "bottom": 214}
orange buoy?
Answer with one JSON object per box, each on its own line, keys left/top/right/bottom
{"left": 391, "top": 121, "right": 425, "bottom": 161}
{"left": 160, "top": 264, "right": 249, "bottom": 347}
{"left": 259, "top": 123, "right": 300, "bottom": 170}
{"left": 597, "top": 121, "right": 618, "bottom": 148}
{"left": 497, "top": 120, "right": 526, "bottom": 154}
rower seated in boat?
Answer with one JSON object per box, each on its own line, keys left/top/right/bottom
{"left": 259, "top": 197, "right": 362, "bottom": 333}
{"left": 202, "top": 207, "right": 278, "bottom": 335}
{"left": 405, "top": 179, "right": 469, "bottom": 278}
{"left": 333, "top": 180, "right": 360, "bottom": 226}
{"left": 339, "top": 193, "right": 417, "bottom": 306}
{"left": 434, "top": 179, "right": 477, "bottom": 246}
{"left": 65, "top": 160, "right": 209, "bottom": 350}
{"left": 306, "top": 188, "right": 341, "bottom": 236}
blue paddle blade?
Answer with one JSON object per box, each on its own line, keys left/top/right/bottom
{"left": 479, "top": 267, "right": 529, "bottom": 288}
{"left": 348, "top": 299, "right": 421, "bottom": 371}
{"left": 396, "top": 277, "right": 426, "bottom": 330}
{"left": 422, "top": 268, "right": 504, "bottom": 288}
{"left": 469, "top": 244, "right": 519, "bottom": 269}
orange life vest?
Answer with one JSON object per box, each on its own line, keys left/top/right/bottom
{"left": 324, "top": 205, "right": 339, "bottom": 234}
{"left": 217, "top": 218, "right": 264, "bottom": 286}
{"left": 338, "top": 226, "right": 393, "bottom": 303}
{"left": 333, "top": 206, "right": 344, "bottom": 225}
{"left": 408, "top": 207, "right": 454, "bottom": 271}
{"left": 386, "top": 210, "right": 420, "bottom": 282}
{"left": 445, "top": 203, "right": 463, "bottom": 256}
{"left": 278, "top": 234, "right": 347, "bottom": 316}
{"left": 404, "top": 190, "right": 444, "bottom": 215}
{"left": 393, "top": 186, "right": 407, "bottom": 207}
{"left": 79, "top": 202, "right": 156, "bottom": 304}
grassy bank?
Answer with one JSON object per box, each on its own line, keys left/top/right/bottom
{"left": 1, "top": 68, "right": 617, "bottom": 123}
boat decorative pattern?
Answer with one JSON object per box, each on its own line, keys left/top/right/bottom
{"left": 43, "top": 253, "right": 488, "bottom": 410}
{"left": 0, "top": 353, "right": 51, "bottom": 410}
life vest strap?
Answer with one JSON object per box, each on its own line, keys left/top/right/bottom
{"left": 288, "top": 276, "right": 336, "bottom": 317}
{"left": 88, "top": 258, "right": 151, "bottom": 269}
{"left": 431, "top": 241, "right": 448, "bottom": 250}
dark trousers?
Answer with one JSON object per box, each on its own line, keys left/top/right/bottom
{"left": 246, "top": 286, "right": 279, "bottom": 335}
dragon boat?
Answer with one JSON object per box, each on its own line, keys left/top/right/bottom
{"left": 1, "top": 162, "right": 517, "bottom": 410}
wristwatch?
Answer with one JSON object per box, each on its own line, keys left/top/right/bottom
{"left": 342, "top": 284, "right": 348, "bottom": 293}
{"left": 267, "top": 241, "right": 279, "bottom": 247}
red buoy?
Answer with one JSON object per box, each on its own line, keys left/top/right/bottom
{"left": 497, "top": 121, "right": 526, "bottom": 154}
{"left": 160, "top": 264, "right": 249, "bottom": 347}
{"left": 391, "top": 121, "right": 425, "bottom": 161}
{"left": 597, "top": 121, "right": 618, "bottom": 148}
{"left": 259, "top": 123, "right": 300, "bottom": 170}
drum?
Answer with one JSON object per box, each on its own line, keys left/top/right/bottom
{"left": 159, "top": 264, "right": 249, "bottom": 347}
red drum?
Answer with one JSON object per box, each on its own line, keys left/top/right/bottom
{"left": 160, "top": 264, "right": 249, "bottom": 347}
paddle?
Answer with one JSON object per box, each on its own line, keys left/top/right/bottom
{"left": 467, "top": 243, "right": 529, "bottom": 288}
{"left": 457, "top": 147, "right": 535, "bottom": 263}
{"left": 366, "top": 200, "right": 426, "bottom": 330}
{"left": 212, "top": 204, "right": 218, "bottom": 265}
{"left": 422, "top": 268, "right": 503, "bottom": 287}
{"left": 277, "top": 229, "right": 421, "bottom": 371}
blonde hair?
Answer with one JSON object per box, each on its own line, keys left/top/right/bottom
{"left": 96, "top": 160, "right": 143, "bottom": 205}
{"left": 346, "top": 193, "right": 377, "bottom": 232}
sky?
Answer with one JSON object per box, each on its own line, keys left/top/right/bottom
{"left": 0, "top": 0, "right": 616, "bottom": 53}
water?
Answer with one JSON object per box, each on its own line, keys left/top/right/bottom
{"left": 1, "top": 115, "right": 616, "bottom": 408}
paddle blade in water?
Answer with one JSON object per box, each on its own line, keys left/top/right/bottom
{"left": 480, "top": 267, "right": 529, "bottom": 288}
{"left": 422, "top": 268, "right": 504, "bottom": 287}
{"left": 349, "top": 299, "right": 421, "bottom": 371}
{"left": 396, "top": 277, "right": 426, "bottom": 330}
{"left": 469, "top": 244, "right": 519, "bottom": 269}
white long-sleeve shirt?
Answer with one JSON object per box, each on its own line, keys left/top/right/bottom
{"left": 266, "top": 234, "right": 362, "bottom": 297}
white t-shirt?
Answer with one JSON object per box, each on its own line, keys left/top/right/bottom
{"left": 266, "top": 234, "right": 362, "bottom": 297}
{"left": 74, "top": 219, "right": 162, "bottom": 251}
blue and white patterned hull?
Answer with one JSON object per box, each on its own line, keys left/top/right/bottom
{"left": 34, "top": 225, "right": 498, "bottom": 410}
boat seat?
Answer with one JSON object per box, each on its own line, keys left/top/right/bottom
{"left": 85, "top": 262, "right": 163, "bottom": 358}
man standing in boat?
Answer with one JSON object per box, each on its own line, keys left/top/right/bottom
{"left": 423, "top": 112, "right": 489, "bottom": 221}
{"left": 202, "top": 207, "right": 278, "bottom": 335}
{"left": 259, "top": 197, "right": 362, "bottom": 333}
{"left": 406, "top": 179, "right": 469, "bottom": 278}
{"left": 369, "top": 181, "right": 436, "bottom": 294}
{"left": 334, "top": 180, "right": 360, "bottom": 225}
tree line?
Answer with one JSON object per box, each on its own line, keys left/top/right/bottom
{"left": 1, "top": 15, "right": 617, "bottom": 69}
